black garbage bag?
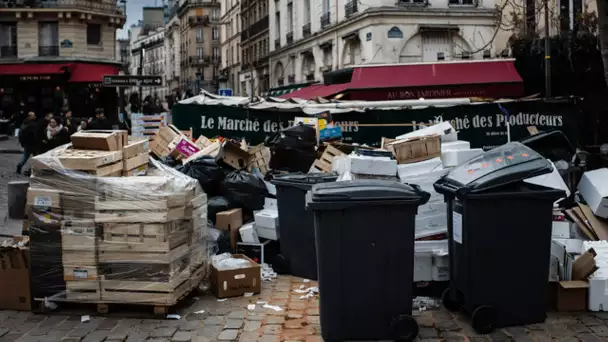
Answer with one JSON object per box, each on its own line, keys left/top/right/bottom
{"left": 208, "top": 196, "right": 238, "bottom": 223}
{"left": 159, "top": 156, "right": 179, "bottom": 167}
{"left": 176, "top": 156, "right": 225, "bottom": 195}
{"left": 221, "top": 170, "right": 268, "bottom": 212}
{"left": 265, "top": 124, "right": 317, "bottom": 173}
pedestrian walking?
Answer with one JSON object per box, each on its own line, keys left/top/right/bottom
{"left": 35, "top": 112, "right": 53, "bottom": 154}
{"left": 16, "top": 112, "right": 37, "bottom": 174}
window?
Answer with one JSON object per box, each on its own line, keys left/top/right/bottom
{"left": 213, "top": 47, "right": 220, "bottom": 60}
{"left": 38, "top": 22, "right": 59, "bottom": 56}
{"left": 231, "top": 46, "right": 234, "bottom": 64}
{"left": 323, "top": 0, "right": 330, "bottom": 12}
{"left": 212, "top": 8, "right": 220, "bottom": 20}
{"left": 196, "top": 28, "right": 203, "bottom": 42}
{"left": 387, "top": 27, "right": 404, "bottom": 39}
{"left": 87, "top": 24, "right": 101, "bottom": 45}
{"left": 304, "top": 0, "right": 311, "bottom": 24}
{"left": 275, "top": 11, "right": 280, "bottom": 37}
{"left": 212, "top": 27, "right": 219, "bottom": 40}
{"left": 448, "top": 0, "right": 475, "bottom": 4}
{"left": 197, "top": 47, "right": 204, "bottom": 57}
{"left": 287, "top": 2, "right": 293, "bottom": 33}
{"left": 0, "top": 23, "right": 17, "bottom": 58}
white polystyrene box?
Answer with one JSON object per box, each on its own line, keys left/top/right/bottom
{"left": 334, "top": 154, "right": 397, "bottom": 177}
{"left": 578, "top": 168, "right": 608, "bottom": 219}
{"left": 396, "top": 121, "right": 457, "bottom": 142}
{"left": 441, "top": 140, "right": 471, "bottom": 152}
{"left": 397, "top": 157, "right": 443, "bottom": 180}
{"left": 240, "top": 222, "right": 260, "bottom": 244}
{"left": 441, "top": 148, "right": 484, "bottom": 168}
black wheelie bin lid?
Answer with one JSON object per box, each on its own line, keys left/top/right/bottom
{"left": 272, "top": 173, "right": 338, "bottom": 190}
{"left": 307, "top": 179, "right": 430, "bottom": 211}
{"left": 434, "top": 142, "right": 555, "bottom": 196}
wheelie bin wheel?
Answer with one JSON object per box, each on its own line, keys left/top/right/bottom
{"left": 441, "top": 287, "right": 460, "bottom": 312}
{"left": 271, "top": 254, "right": 290, "bottom": 274}
{"left": 389, "top": 314, "right": 419, "bottom": 341}
{"left": 471, "top": 306, "right": 496, "bottom": 334}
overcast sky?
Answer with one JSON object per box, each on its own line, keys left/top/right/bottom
{"left": 117, "top": 0, "right": 161, "bottom": 39}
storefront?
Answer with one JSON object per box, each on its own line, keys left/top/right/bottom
{"left": 0, "top": 61, "right": 120, "bottom": 120}
{"left": 281, "top": 59, "right": 524, "bottom": 101}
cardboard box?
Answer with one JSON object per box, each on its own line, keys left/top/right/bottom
{"left": 556, "top": 280, "right": 588, "bottom": 311}
{"left": 240, "top": 222, "right": 260, "bottom": 244}
{"left": 220, "top": 141, "right": 250, "bottom": 170}
{"left": 216, "top": 208, "right": 243, "bottom": 232}
{"left": 0, "top": 238, "right": 31, "bottom": 311}
{"left": 578, "top": 168, "right": 608, "bottom": 219}
{"left": 70, "top": 130, "right": 128, "bottom": 151}
{"left": 211, "top": 254, "right": 261, "bottom": 298}
{"left": 123, "top": 138, "right": 149, "bottom": 159}
{"left": 387, "top": 134, "right": 441, "bottom": 165}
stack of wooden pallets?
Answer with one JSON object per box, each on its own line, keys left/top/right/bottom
{"left": 27, "top": 130, "right": 209, "bottom": 314}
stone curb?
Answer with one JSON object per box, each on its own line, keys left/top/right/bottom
{"left": 0, "top": 149, "right": 23, "bottom": 154}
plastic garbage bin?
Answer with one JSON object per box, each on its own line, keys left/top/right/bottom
{"left": 307, "top": 180, "right": 430, "bottom": 341}
{"left": 433, "top": 142, "right": 566, "bottom": 334}
{"left": 271, "top": 173, "right": 337, "bottom": 280}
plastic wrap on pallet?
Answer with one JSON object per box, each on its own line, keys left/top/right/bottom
{"left": 27, "top": 142, "right": 214, "bottom": 306}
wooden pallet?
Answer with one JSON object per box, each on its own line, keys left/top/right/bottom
{"left": 309, "top": 145, "right": 344, "bottom": 173}
{"left": 122, "top": 153, "right": 149, "bottom": 172}
{"left": 247, "top": 144, "right": 271, "bottom": 175}
{"left": 65, "top": 281, "right": 101, "bottom": 301}
{"left": 100, "top": 221, "right": 192, "bottom": 253}
{"left": 94, "top": 198, "right": 185, "bottom": 211}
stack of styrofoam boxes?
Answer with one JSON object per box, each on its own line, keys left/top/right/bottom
{"left": 582, "top": 241, "right": 608, "bottom": 311}
{"left": 254, "top": 198, "right": 279, "bottom": 240}
{"left": 333, "top": 153, "right": 398, "bottom": 181}
{"left": 441, "top": 140, "right": 484, "bottom": 169}
{"left": 398, "top": 157, "right": 450, "bottom": 282}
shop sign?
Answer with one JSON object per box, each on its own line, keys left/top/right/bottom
{"left": 171, "top": 99, "right": 579, "bottom": 150}
{"left": 19, "top": 75, "right": 52, "bottom": 81}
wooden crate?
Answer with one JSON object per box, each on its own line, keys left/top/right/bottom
{"left": 122, "top": 153, "right": 149, "bottom": 171}
{"left": 247, "top": 144, "right": 271, "bottom": 175}
{"left": 32, "top": 147, "right": 123, "bottom": 171}
{"left": 98, "top": 242, "right": 190, "bottom": 264}
{"left": 100, "top": 221, "right": 192, "bottom": 253}
{"left": 62, "top": 249, "right": 98, "bottom": 267}
{"left": 94, "top": 197, "right": 184, "bottom": 211}
{"left": 387, "top": 134, "right": 441, "bottom": 164}
{"left": 94, "top": 207, "right": 186, "bottom": 224}
{"left": 309, "top": 145, "right": 344, "bottom": 173}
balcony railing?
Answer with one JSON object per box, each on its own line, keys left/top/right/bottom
{"left": 0, "top": 0, "right": 125, "bottom": 15}
{"left": 0, "top": 46, "right": 17, "bottom": 58}
{"left": 396, "top": 0, "right": 429, "bottom": 7}
{"left": 302, "top": 23, "right": 311, "bottom": 37}
{"left": 240, "top": 15, "right": 269, "bottom": 41}
{"left": 286, "top": 31, "right": 293, "bottom": 45}
{"left": 39, "top": 45, "right": 59, "bottom": 57}
{"left": 275, "top": 38, "right": 280, "bottom": 50}
{"left": 345, "top": 1, "right": 358, "bottom": 17}
{"left": 321, "top": 12, "right": 330, "bottom": 28}
{"left": 288, "top": 74, "right": 295, "bottom": 83}
{"left": 189, "top": 15, "right": 210, "bottom": 26}
{"left": 189, "top": 56, "right": 211, "bottom": 66}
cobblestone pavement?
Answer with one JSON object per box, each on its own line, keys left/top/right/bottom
{"left": 3, "top": 138, "right": 608, "bottom": 341}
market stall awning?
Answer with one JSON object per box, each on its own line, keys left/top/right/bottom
{"left": 0, "top": 63, "right": 73, "bottom": 75}
{"left": 266, "top": 82, "right": 317, "bottom": 97}
{"left": 69, "top": 63, "right": 120, "bottom": 83}
{"left": 281, "top": 59, "right": 524, "bottom": 100}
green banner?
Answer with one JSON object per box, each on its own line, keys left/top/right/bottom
{"left": 172, "top": 99, "right": 580, "bottom": 149}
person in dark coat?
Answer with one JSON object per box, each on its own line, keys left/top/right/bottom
{"left": 35, "top": 112, "right": 54, "bottom": 154}
{"left": 88, "top": 108, "right": 111, "bottom": 130}
{"left": 16, "top": 112, "right": 37, "bottom": 174}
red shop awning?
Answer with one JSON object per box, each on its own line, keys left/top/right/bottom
{"left": 280, "top": 83, "right": 350, "bottom": 100}
{"left": 282, "top": 60, "right": 523, "bottom": 100}
{"left": 69, "top": 63, "right": 119, "bottom": 83}
{"left": 0, "top": 63, "right": 73, "bottom": 75}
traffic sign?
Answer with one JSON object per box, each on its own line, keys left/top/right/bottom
{"left": 219, "top": 88, "right": 233, "bottom": 96}
{"left": 102, "top": 75, "right": 163, "bottom": 87}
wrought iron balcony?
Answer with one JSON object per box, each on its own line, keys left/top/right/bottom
{"left": 302, "top": 23, "right": 311, "bottom": 38}
{"left": 189, "top": 56, "right": 211, "bottom": 66}
{"left": 287, "top": 74, "right": 295, "bottom": 83}
{"left": 0, "top": 46, "right": 17, "bottom": 58}
{"left": 189, "top": 15, "right": 210, "bottom": 26}
{"left": 305, "top": 73, "right": 315, "bottom": 81}
{"left": 286, "top": 31, "right": 293, "bottom": 45}
{"left": 321, "top": 12, "right": 330, "bottom": 28}
{"left": 345, "top": 1, "right": 358, "bottom": 17}
{"left": 396, "top": 0, "right": 429, "bottom": 7}
{"left": 39, "top": 45, "right": 59, "bottom": 57}
{"left": 1, "top": 0, "right": 126, "bottom": 15}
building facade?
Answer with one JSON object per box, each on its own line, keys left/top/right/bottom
{"left": 239, "top": 0, "right": 269, "bottom": 96}
{"left": 131, "top": 27, "right": 169, "bottom": 101}
{"left": 268, "top": 0, "right": 498, "bottom": 87}
{"left": 177, "top": 0, "right": 222, "bottom": 95}
{"left": 165, "top": 16, "right": 182, "bottom": 95}
{"left": 115, "top": 38, "right": 130, "bottom": 71}
{"left": 0, "top": 0, "right": 126, "bottom": 118}
{"left": 219, "top": 0, "right": 241, "bottom": 95}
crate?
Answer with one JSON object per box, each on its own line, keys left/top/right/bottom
{"left": 247, "top": 144, "right": 271, "bottom": 175}
{"left": 31, "top": 147, "right": 123, "bottom": 174}
{"left": 65, "top": 281, "right": 101, "bottom": 301}
{"left": 387, "top": 134, "right": 441, "bottom": 164}
{"left": 100, "top": 221, "right": 192, "bottom": 253}
{"left": 309, "top": 145, "right": 344, "bottom": 173}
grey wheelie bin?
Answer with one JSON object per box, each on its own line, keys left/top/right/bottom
{"left": 271, "top": 173, "right": 338, "bottom": 280}
{"left": 433, "top": 142, "right": 566, "bottom": 334}
{"left": 307, "top": 180, "right": 430, "bottom": 341}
